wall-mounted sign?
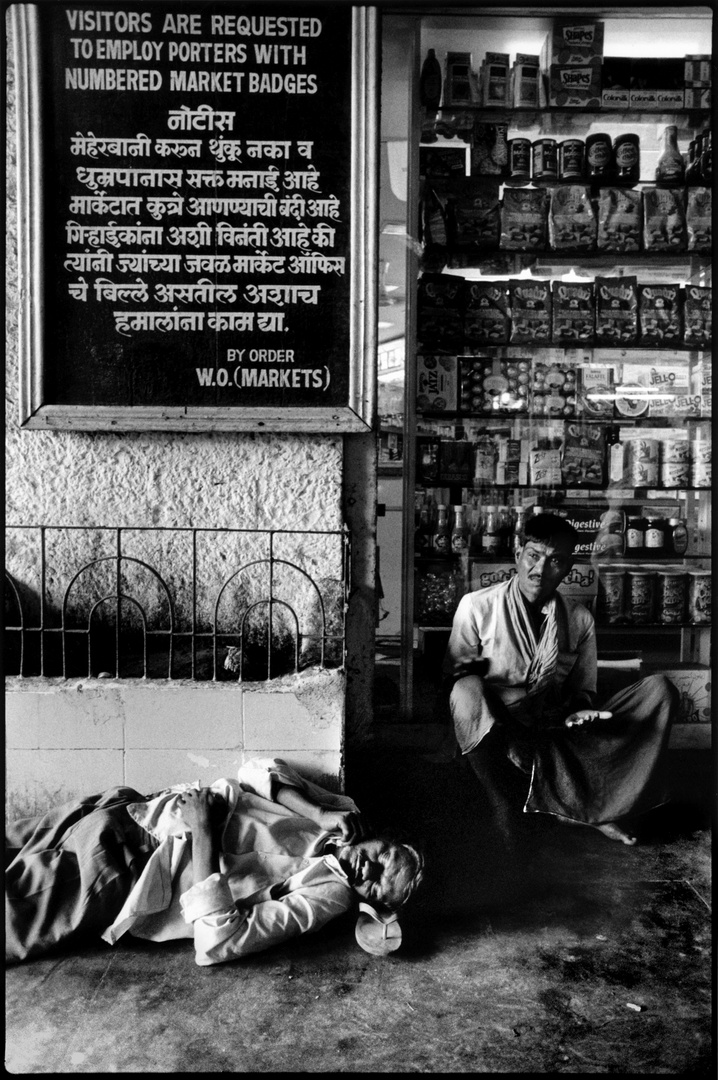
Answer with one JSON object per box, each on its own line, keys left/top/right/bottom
{"left": 13, "top": 3, "right": 377, "bottom": 431}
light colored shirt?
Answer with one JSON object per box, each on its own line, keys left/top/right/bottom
{"left": 102, "top": 759, "right": 359, "bottom": 966}
{"left": 444, "top": 579, "right": 597, "bottom": 712}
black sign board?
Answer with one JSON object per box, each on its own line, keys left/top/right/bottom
{"left": 14, "top": 3, "right": 377, "bottom": 430}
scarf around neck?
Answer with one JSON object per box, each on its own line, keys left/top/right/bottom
{"left": 506, "top": 574, "right": 560, "bottom": 696}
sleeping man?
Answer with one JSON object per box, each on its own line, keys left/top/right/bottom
{"left": 6, "top": 758, "right": 424, "bottom": 965}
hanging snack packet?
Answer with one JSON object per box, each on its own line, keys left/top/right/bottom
{"left": 562, "top": 422, "right": 605, "bottom": 487}
{"left": 597, "top": 188, "right": 642, "bottom": 252}
{"left": 683, "top": 285, "right": 712, "bottom": 348}
{"left": 463, "top": 280, "right": 510, "bottom": 345}
{"left": 643, "top": 187, "right": 687, "bottom": 252}
{"left": 500, "top": 188, "right": 549, "bottom": 251}
{"left": 509, "top": 278, "right": 552, "bottom": 344}
{"left": 551, "top": 280, "right": 595, "bottom": 345}
{"left": 638, "top": 284, "right": 682, "bottom": 346}
{"left": 685, "top": 186, "right": 711, "bottom": 253}
{"left": 548, "top": 185, "right": 597, "bottom": 251}
{"left": 450, "top": 180, "right": 501, "bottom": 256}
{"left": 595, "top": 275, "right": 638, "bottom": 347}
{"left": 417, "top": 273, "right": 464, "bottom": 350}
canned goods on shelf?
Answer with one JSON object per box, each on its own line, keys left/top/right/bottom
{"left": 662, "top": 437, "right": 691, "bottom": 464}
{"left": 532, "top": 138, "right": 558, "bottom": 180}
{"left": 661, "top": 460, "right": 692, "bottom": 487}
{"left": 688, "top": 570, "right": 711, "bottom": 624}
{"left": 656, "top": 569, "right": 688, "bottom": 624}
{"left": 508, "top": 138, "right": 531, "bottom": 182}
{"left": 597, "top": 567, "right": 626, "bottom": 624}
{"left": 627, "top": 568, "right": 656, "bottom": 623}
{"left": 558, "top": 138, "right": 585, "bottom": 180}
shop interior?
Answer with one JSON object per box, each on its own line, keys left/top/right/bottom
{"left": 375, "top": 8, "right": 711, "bottom": 738}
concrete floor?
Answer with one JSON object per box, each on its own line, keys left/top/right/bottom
{"left": 5, "top": 741, "right": 713, "bottom": 1075}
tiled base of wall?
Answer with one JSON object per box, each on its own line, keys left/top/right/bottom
{"left": 5, "top": 671, "right": 346, "bottom": 819}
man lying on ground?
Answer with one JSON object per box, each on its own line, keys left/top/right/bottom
{"left": 6, "top": 758, "right": 424, "bottom": 965}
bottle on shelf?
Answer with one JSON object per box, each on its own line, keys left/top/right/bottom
{"left": 480, "top": 505, "right": 501, "bottom": 555}
{"left": 655, "top": 125, "right": 686, "bottom": 186}
{"left": 433, "top": 503, "right": 452, "bottom": 556}
{"left": 513, "top": 506, "right": 527, "bottom": 557}
{"left": 605, "top": 425, "right": 625, "bottom": 486}
{"left": 420, "top": 48, "right": 443, "bottom": 113}
{"left": 695, "top": 127, "right": 708, "bottom": 183}
{"left": 684, "top": 137, "right": 700, "bottom": 185}
{"left": 666, "top": 517, "right": 689, "bottom": 557}
{"left": 451, "top": 504, "right": 469, "bottom": 555}
{"left": 415, "top": 492, "right": 434, "bottom": 553}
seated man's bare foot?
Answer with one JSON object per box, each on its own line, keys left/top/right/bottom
{"left": 594, "top": 822, "right": 637, "bottom": 846}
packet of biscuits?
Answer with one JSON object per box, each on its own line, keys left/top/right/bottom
{"left": 685, "top": 186, "right": 711, "bottom": 253}
{"left": 643, "top": 187, "right": 687, "bottom": 252}
{"left": 549, "top": 185, "right": 597, "bottom": 252}
{"left": 500, "top": 188, "right": 549, "bottom": 251}
{"left": 551, "top": 280, "right": 595, "bottom": 346}
{"left": 683, "top": 285, "right": 712, "bottom": 348}
{"left": 450, "top": 180, "right": 501, "bottom": 256}
{"left": 596, "top": 188, "right": 642, "bottom": 252}
{"left": 463, "top": 280, "right": 510, "bottom": 345}
{"left": 509, "top": 278, "right": 552, "bottom": 344}
{"left": 638, "top": 284, "right": 683, "bottom": 346}
{"left": 595, "top": 275, "right": 638, "bottom": 346}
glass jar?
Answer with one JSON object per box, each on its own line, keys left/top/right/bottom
{"left": 613, "top": 133, "right": 640, "bottom": 186}
{"left": 666, "top": 518, "right": 689, "bottom": 556}
{"left": 585, "top": 133, "right": 613, "bottom": 180}
{"left": 625, "top": 517, "right": 646, "bottom": 556}
{"left": 644, "top": 516, "right": 665, "bottom": 552}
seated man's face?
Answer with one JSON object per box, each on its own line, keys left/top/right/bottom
{"left": 516, "top": 535, "right": 574, "bottom": 608}
{"left": 335, "top": 838, "right": 413, "bottom": 911}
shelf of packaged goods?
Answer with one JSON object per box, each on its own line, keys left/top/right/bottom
{"left": 418, "top": 413, "right": 712, "bottom": 423}
{"left": 432, "top": 107, "right": 713, "bottom": 120}
{"left": 434, "top": 250, "right": 713, "bottom": 270}
{"left": 455, "top": 487, "right": 714, "bottom": 496}
{"left": 459, "top": 555, "right": 711, "bottom": 564}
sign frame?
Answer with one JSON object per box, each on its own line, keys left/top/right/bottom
{"left": 12, "top": 3, "right": 378, "bottom": 432}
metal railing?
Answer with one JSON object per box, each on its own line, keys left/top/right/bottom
{"left": 4, "top": 525, "right": 350, "bottom": 681}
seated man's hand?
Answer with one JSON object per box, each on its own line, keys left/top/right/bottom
{"left": 564, "top": 709, "right": 613, "bottom": 728}
{"left": 318, "top": 808, "right": 367, "bottom": 843}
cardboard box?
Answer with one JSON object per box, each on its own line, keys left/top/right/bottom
{"left": 416, "top": 355, "right": 459, "bottom": 412}
{"left": 542, "top": 19, "right": 604, "bottom": 67}
{"left": 629, "top": 89, "right": 685, "bottom": 110}
{"left": 601, "top": 57, "right": 631, "bottom": 108}
{"left": 630, "top": 57, "right": 685, "bottom": 110}
{"left": 684, "top": 55, "right": 712, "bottom": 85}
{"left": 644, "top": 663, "right": 712, "bottom": 724}
{"left": 548, "top": 64, "right": 602, "bottom": 107}
{"left": 684, "top": 87, "right": 712, "bottom": 109}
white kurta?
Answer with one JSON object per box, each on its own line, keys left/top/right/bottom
{"left": 103, "top": 759, "right": 358, "bottom": 966}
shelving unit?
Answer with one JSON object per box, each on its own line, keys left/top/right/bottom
{"left": 383, "top": 6, "right": 712, "bottom": 722}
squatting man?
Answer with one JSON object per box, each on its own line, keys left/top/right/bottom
{"left": 6, "top": 758, "right": 424, "bottom": 965}
{"left": 444, "top": 512, "right": 679, "bottom": 850}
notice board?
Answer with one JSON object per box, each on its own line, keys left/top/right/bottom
{"left": 13, "top": 3, "right": 377, "bottom": 431}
